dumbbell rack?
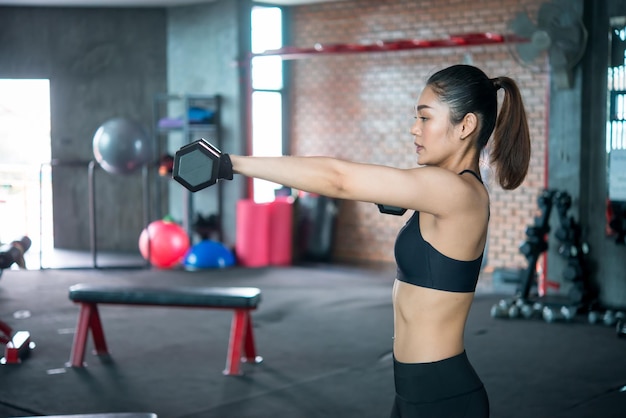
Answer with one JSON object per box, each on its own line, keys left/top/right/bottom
{"left": 491, "top": 189, "right": 595, "bottom": 323}
{"left": 152, "top": 94, "right": 223, "bottom": 242}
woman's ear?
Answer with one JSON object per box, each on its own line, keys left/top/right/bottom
{"left": 460, "top": 113, "right": 478, "bottom": 140}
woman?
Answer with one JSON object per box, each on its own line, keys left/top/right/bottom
{"left": 209, "top": 64, "right": 530, "bottom": 417}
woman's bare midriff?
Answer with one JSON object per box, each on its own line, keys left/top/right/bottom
{"left": 392, "top": 279, "right": 475, "bottom": 363}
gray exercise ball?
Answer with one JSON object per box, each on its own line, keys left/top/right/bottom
{"left": 92, "top": 117, "right": 152, "bottom": 175}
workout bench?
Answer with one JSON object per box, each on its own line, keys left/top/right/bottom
{"left": 67, "top": 284, "right": 262, "bottom": 375}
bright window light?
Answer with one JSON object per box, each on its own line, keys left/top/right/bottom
{"left": 252, "top": 56, "right": 283, "bottom": 90}
{"left": 0, "top": 79, "right": 53, "bottom": 263}
{"left": 0, "top": 79, "right": 51, "bottom": 164}
{"left": 251, "top": 6, "right": 282, "bottom": 53}
{"left": 252, "top": 91, "right": 283, "bottom": 203}
{"left": 251, "top": 5, "right": 284, "bottom": 203}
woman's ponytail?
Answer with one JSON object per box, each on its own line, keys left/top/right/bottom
{"left": 489, "top": 76, "right": 531, "bottom": 190}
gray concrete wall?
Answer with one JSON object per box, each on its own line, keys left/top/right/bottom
{"left": 166, "top": 0, "right": 251, "bottom": 247}
{"left": 549, "top": 0, "right": 626, "bottom": 309}
{"left": 579, "top": 0, "right": 626, "bottom": 308}
{"left": 547, "top": 69, "right": 585, "bottom": 303}
{"left": 0, "top": 7, "right": 167, "bottom": 252}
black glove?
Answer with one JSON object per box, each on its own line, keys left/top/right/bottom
{"left": 218, "top": 152, "right": 233, "bottom": 180}
{"left": 173, "top": 138, "right": 233, "bottom": 192}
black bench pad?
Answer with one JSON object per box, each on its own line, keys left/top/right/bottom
{"left": 68, "top": 284, "right": 261, "bottom": 309}
{"left": 20, "top": 414, "right": 157, "bottom": 418}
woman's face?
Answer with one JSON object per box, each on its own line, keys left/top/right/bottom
{"left": 410, "top": 86, "right": 460, "bottom": 167}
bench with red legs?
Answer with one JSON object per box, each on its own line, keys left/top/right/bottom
{"left": 67, "top": 284, "right": 262, "bottom": 375}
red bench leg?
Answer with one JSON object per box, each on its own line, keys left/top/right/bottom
{"left": 88, "top": 304, "right": 109, "bottom": 355}
{"left": 243, "top": 314, "right": 262, "bottom": 364}
{"left": 223, "top": 309, "right": 261, "bottom": 375}
{"left": 69, "top": 303, "right": 109, "bottom": 367}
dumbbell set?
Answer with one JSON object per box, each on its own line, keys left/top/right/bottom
{"left": 587, "top": 309, "right": 626, "bottom": 338}
{"left": 172, "top": 138, "right": 407, "bottom": 216}
{"left": 490, "top": 188, "right": 600, "bottom": 325}
{"left": 490, "top": 297, "right": 577, "bottom": 323}
{"left": 587, "top": 309, "right": 624, "bottom": 326}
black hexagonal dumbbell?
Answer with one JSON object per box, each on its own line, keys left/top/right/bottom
{"left": 376, "top": 204, "right": 407, "bottom": 216}
{"left": 172, "top": 138, "right": 232, "bottom": 192}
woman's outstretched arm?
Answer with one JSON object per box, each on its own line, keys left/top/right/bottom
{"left": 229, "top": 154, "right": 479, "bottom": 218}
{"left": 231, "top": 155, "right": 366, "bottom": 199}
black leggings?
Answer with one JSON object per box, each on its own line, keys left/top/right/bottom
{"left": 390, "top": 351, "right": 489, "bottom": 418}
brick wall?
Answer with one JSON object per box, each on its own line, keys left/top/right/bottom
{"left": 288, "top": 0, "right": 547, "bottom": 270}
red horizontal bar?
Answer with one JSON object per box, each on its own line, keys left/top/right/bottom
{"left": 253, "top": 32, "right": 528, "bottom": 60}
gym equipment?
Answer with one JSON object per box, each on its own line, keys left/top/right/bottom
{"left": 37, "top": 160, "right": 151, "bottom": 270}
{"left": 138, "top": 220, "right": 190, "bottom": 269}
{"left": 603, "top": 310, "right": 624, "bottom": 326}
{"left": 490, "top": 189, "right": 595, "bottom": 323}
{"left": 587, "top": 309, "right": 626, "bottom": 326}
{"left": 542, "top": 305, "right": 577, "bottom": 323}
{"left": 606, "top": 200, "right": 626, "bottom": 244}
{"left": 172, "top": 138, "right": 233, "bottom": 192}
{"left": 377, "top": 204, "right": 407, "bottom": 216}
{"left": 255, "top": 33, "right": 519, "bottom": 60}
{"left": 193, "top": 213, "right": 221, "bottom": 241}
{"left": 490, "top": 299, "right": 515, "bottom": 319}
{"left": 0, "top": 236, "right": 35, "bottom": 364}
{"left": 183, "top": 240, "right": 236, "bottom": 270}
{"left": 1, "top": 320, "right": 35, "bottom": 365}
{"left": 93, "top": 117, "right": 153, "bottom": 175}
{"left": 52, "top": 119, "right": 153, "bottom": 269}
{"left": 490, "top": 298, "right": 544, "bottom": 320}
{"left": 236, "top": 200, "right": 271, "bottom": 267}
{"left": 0, "top": 236, "right": 31, "bottom": 272}
{"left": 18, "top": 414, "right": 157, "bottom": 418}
{"left": 295, "top": 193, "right": 339, "bottom": 262}
{"left": 67, "top": 283, "right": 262, "bottom": 375}
{"left": 587, "top": 310, "right": 601, "bottom": 325}
{"left": 158, "top": 154, "right": 174, "bottom": 176}
{"left": 235, "top": 199, "right": 295, "bottom": 267}
{"left": 617, "top": 318, "right": 626, "bottom": 338}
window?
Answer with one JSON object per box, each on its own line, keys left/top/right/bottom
{"left": 608, "top": 24, "right": 626, "bottom": 152}
{"left": 0, "top": 79, "right": 52, "bottom": 266}
{"left": 608, "top": 22, "right": 626, "bottom": 202}
{"left": 251, "top": 5, "right": 284, "bottom": 203}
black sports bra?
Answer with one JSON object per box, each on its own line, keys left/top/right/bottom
{"left": 393, "top": 170, "right": 484, "bottom": 293}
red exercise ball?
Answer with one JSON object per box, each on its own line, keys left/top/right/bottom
{"left": 139, "top": 220, "right": 190, "bottom": 269}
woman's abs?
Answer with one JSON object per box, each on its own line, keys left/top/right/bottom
{"left": 392, "top": 279, "right": 474, "bottom": 363}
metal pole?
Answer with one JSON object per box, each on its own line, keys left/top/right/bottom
{"left": 88, "top": 161, "right": 97, "bottom": 268}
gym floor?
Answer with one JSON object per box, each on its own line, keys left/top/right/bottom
{"left": 0, "top": 260, "right": 624, "bottom": 418}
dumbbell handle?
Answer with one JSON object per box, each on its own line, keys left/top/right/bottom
{"left": 178, "top": 138, "right": 220, "bottom": 158}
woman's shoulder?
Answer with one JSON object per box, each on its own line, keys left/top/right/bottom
{"left": 409, "top": 166, "right": 488, "bottom": 214}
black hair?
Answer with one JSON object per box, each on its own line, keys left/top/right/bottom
{"left": 426, "top": 64, "right": 531, "bottom": 190}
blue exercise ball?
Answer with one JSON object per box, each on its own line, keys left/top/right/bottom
{"left": 184, "top": 240, "right": 236, "bottom": 270}
{"left": 93, "top": 117, "right": 152, "bottom": 175}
